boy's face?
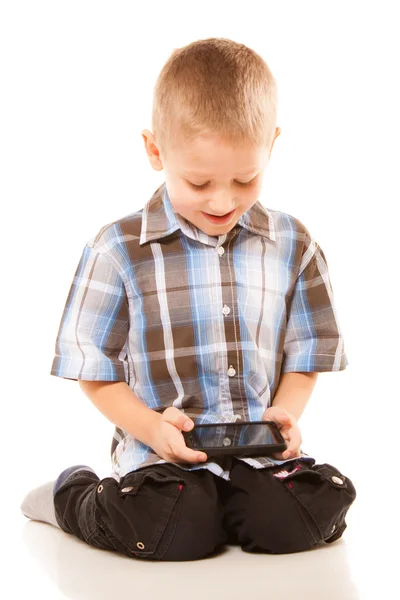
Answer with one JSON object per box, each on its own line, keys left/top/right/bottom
{"left": 142, "top": 127, "right": 280, "bottom": 236}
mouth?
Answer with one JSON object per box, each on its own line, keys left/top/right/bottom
{"left": 201, "top": 208, "right": 235, "bottom": 224}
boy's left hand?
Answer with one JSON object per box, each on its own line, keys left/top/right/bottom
{"left": 262, "top": 406, "right": 302, "bottom": 460}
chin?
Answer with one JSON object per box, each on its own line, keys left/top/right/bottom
{"left": 205, "top": 222, "right": 236, "bottom": 234}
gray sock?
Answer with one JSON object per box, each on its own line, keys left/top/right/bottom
{"left": 20, "top": 466, "right": 96, "bottom": 529}
{"left": 20, "top": 480, "right": 61, "bottom": 528}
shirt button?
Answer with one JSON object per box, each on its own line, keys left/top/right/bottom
{"left": 217, "top": 246, "right": 225, "bottom": 256}
{"left": 331, "top": 476, "right": 344, "bottom": 485}
{"left": 222, "top": 305, "right": 230, "bottom": 315}
{"left": 227, "top": 366, "right": 236, "bottom": 376}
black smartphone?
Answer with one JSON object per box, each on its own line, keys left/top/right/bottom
{"left": 182, "top": 420, "right": 287, "bottom": 457}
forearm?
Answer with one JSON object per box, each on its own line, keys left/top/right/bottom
{"left": 272, "top": 372, "right": 318, "bottom": 421}
{"left": 78, "top": 380, "right": 161, "bottom": 447}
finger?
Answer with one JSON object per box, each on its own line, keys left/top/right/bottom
{"left": 286, "top": 427, "right": 302, "bottom": 453}
{"left": 164, "top": 425, "right": 207, "bottom": 463}
{"left": 278, "top": 412, "right": 293, "bottom": 425}
{"left": 264, "top": 414, "right": 287, "bottom": 429}
{"left": 267, "top": 411, "right": 293, "bottom": 428}
{"left": 162, "top": 407, "right": 194, "bottom": 431}
{"left": 282, "top": 449, "right": 301, "bottom": 459}
{"left": 169, "top": 441, "right": 207, "bottom": 464}
{"left": 272, "top": 452, "right": 285, "bottom": 460}
{"left": 282, "top": 428, "right": 302, "bottom": 458}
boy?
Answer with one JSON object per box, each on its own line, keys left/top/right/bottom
{"left": 21, "top": 37, "right": 356, "bottom": 561}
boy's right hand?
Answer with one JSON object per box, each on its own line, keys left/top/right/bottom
{"left": 148, "top": 407, "right": 208, "bottom": 464}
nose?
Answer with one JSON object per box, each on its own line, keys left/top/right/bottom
{"left": 206, "top": 194, "right": 235, "bottom": 216}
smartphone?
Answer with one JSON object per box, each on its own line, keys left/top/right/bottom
{"left": 182, "top": 420, "right": 287, "bottom": 457}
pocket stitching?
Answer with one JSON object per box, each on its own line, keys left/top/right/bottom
{"left": 117, "top": 475, "right": 186, "bottom": 556}
{"left": 287, "top": 491, "right": 321, "bottom": 545}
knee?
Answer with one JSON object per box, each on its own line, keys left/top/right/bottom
{"left": 235, "top": 463, "right": 357, "bottom": 554}
{"left": 237, "top": 499, "right": 317, "bottom": 554}
{"left": 105, "top": 468, "right": 227, "bottom": 561}
{"left": 162, "top": 478, "right": 227, "bottom": 561}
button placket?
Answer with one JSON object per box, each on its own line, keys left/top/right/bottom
{"left": 213, "top": 242, "right": 229, "bottom": 402}
{"left": 225, "top": 229, "right": 246, "bottom": 415}
{"left": 217, "top": 229, "right": 244, "bottom": 415}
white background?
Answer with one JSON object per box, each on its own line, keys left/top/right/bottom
{"left": 2, "top": 1, "right": 398, "bottom": 598}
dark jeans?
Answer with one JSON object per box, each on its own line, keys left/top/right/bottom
{"left": 53, "top": 456, "right": 356, "bottom": 561}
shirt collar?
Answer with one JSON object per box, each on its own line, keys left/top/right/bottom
{"left": 139, "top": 182, "right": 276, "bottom": 246}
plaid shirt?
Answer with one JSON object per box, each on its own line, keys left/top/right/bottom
{"left": 50, "top": 182, "right": 348, "bottom": 481}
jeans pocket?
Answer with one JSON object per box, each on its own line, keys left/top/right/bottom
{"left": 274, "top": 461, "right": 357, "bottom": 543}
{"left": 96, "top": 469, "right": 186, "bottom": 559}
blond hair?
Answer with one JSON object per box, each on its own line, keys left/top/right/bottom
{"left": 151, "top": 37, "right": 278, "bottom": 159}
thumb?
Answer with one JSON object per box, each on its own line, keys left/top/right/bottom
{"left": 162, "top": 406, "right": 194, "bottom": 431}
{"left": 264, "top": 407, "right": 291, "bottom": 428}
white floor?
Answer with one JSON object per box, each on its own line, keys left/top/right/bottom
{"left": 8, "top": 478, "right": 394, "bottom": 600}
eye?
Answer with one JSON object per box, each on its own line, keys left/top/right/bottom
{"left": 188, "top": 182, "right": 208, "bottom": 191}
{"left": 188, "top": 179, "right": 254, "bottom": 191}
{"left": 236, "top": 180, "right": 253, "bottom": 187}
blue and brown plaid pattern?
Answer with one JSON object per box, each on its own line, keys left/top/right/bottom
{"left": 50, "top": 182, "right": 348, "bottom": 480}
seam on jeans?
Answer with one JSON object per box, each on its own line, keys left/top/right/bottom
{"left": 151, "top": 483, "right": 185, "bottom": 559}
{"left": 95, "top": 474, "right": 185, "bottom": 558}
{"left": 88, "top": 518, "right": 121, "bottom": 553}
{"left": 283, "top": 485, "right": 323, "bottom": 543}
{"left": 80, "top": 486, "right": 98, "bottom": 540}
{"left": 55, "top": 469, "right": 98, "bottom": 494}
{"left": 97, "top": 514, "right": 122, "bottom": 549}
{"left": 91, "top": 492, "right": 136, "bottom": 554}
{"left": 290, "top": 493, "right": 320, "bottom": 545}
{"left": 88, "top": 493, "right": 122, "bottom": 552}
{"left": 125, "top": 483, "right": 184, "bottom": 557}
{"left": 53, "top": 470, "right": 99, "bottom": 536}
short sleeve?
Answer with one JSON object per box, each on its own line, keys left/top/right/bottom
{"left": 50, "top": 244, "right": 129, "bottom": 381}
{"left": 282, "top": 243, "right": 348, "bottom": 373}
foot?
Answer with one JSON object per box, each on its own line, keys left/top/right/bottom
{"left": 21, "top": 465, "right": 96, "bottom": 529}
{"left": 20, "top": 480, "right": 60, "bottom": 528}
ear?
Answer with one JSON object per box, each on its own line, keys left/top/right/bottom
{"left": 141, "top": 129, "right": 164, "bottom": 171}
{"left": 270, "top": 126, "right": 281, "bottom": 151}
{"left": 267, "top": 127, "right": 281, "bottom": 160}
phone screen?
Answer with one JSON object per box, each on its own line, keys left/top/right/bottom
{"left": 184, "top": 421, "right": 283, "bottom": 450}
